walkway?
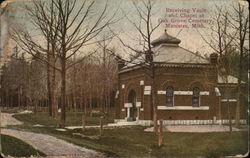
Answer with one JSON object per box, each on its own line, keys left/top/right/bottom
{"left": 144, "top": 125, "right": 248, "bottom": 132}
{"left": 1, "top": 113, "right": 106, "bottom": 158}
{"left": 0, "top": 113, "right": 23, "bottom": 127}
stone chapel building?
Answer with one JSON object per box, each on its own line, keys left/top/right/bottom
{"left": 115, "top": 31, "right": 247, "bottom": 125}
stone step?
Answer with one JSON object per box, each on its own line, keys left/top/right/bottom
{"left": 107, "top": 121, "right": 138, "bottom": 126}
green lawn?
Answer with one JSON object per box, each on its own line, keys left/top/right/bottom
{"left": 8, "top": 124, "right": 248, "bottom": 158}
{"left": 10, "top": 112, "right": 249, "bottom": 157}
{"left": 13, "top": 111, "right": 114, "bottom": 126}
{"left": 1, "top": 134, "right": 45, "bottom": 157}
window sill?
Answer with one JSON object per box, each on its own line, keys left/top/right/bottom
{"left": 157, "top": 106, "right": 209, "bottom": 110}
{"left": 221, "top": 99, "right": 237, "bottom": 102}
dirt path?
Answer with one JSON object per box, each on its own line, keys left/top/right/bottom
{"left": 1, "top": 113, "right": 106, "bottom": 158}
{"left": 1, "top": 129, "right": 105, "bottom": 157}
{"left": 0, "top": 113, "right": 23, "bottom": 127}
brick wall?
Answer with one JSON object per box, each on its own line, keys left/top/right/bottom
{"left": 116, "top": 64, "right": 247, "bottom": 121}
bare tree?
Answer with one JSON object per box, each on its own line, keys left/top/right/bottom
{"left": 219, "top": 46, "right": 239, "bottom": 132}
{"left": 228, "top": 3, "right": 249, "bottom": 127}
{"left": 198, "top": 4, "right": 237, "bottom": 131}
{"left": 199, "top": 2, "right": 249, "bottom": 129}
{"left": 1, "top": 47, "right": 47, "bottom": 111}
{"left": 198, "top": 5, "right": 236, "bottom": 57}
{"left": 110, "top": 0, "right": 161, "bottom": 132}
{"left": 10, "top": 0, "right": 117, "bottom": 127}
{"left": 1, "top": 47, "right": 28, "bottom": 108}
{"left": 95, "top": 35, "right": 117, "bottom": 114}
{"left": 10, "top": 0, "right": 61, "bottom": 117}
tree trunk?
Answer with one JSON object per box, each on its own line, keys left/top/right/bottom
{"left": 152, "top": 86, "right": 157, "bottom": 133}
{"left": 47, "top": 49, "right": 52, "bottom": 116}
{"left": 73, "top": 92, "right": 77, "bottom": 112}
{"left": 158, "top": 119, "right": 164, "bottom": 147}
{"left": 80, "top": 87, "right": 83, "bottom": 111}
{"left": 60, "top": 58, "right": 66, "bottom": 127}
{"left": 235, "top": 85, "right": 241, "bottom": 127}
{"left": 235, "top": 51, "right": 243, "bottom": 127}
{"left": 151, "top": 65, "right": 158, "bottom": 133}
{"left": 225, "top": 79, "right": 232, "bottom": 132}
{"left": 89, "top": 90, "right": 93, "bottom": 116}
{"left": 34, "top": 100, "right": 38, "bottom": 113}
{"left": 84, "top": 94, "right": 87, "bottom": 114}
{"left": 66, "top": 95, "right": 70, "bottom": 112}
{"left": 101, "top": 88, "right": 104, "bottom": 112}
{"left": 51, "top": 63, "right": 57, "bottom": 118}
{"left": 6, "top": 91, "right": 9, "bottom": 107}
{"left": 10, "top": 95, "right": 13, "bottom": 108}
{"left": 235, "top": 5, "right": 245, "bottom": 127}
{"left": 107, "top": 86, "right": 111, "bottom": 115}
{"left": 73, "top": 59, "right": 77, "bottom": 112}
{"left": 18, "top": 88, "right": 21, "bottom": 109}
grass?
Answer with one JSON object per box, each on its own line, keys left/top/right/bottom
{"left": 13, "top": 111, "right": 114, "bottom": 126}
{"left": 1, "top": 134, "right": 45, "bottom": 157}
{"left": 10, "top": 112, "right": 249, "bottom": 157}
{"left": 0, "top": 108, "right": 23, "bottom": 113}
{"left": 8, "top": 124, "right": 249, "bottom": 158}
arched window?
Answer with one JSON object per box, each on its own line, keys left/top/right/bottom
{"left": 166, "top": 86, "right": 174, "bottom": 107}
{"left": 231, "top": 88, "right": 237, "bottom": 99}
{"left": 193, "top": 87, "right": 200, "bottom": 107}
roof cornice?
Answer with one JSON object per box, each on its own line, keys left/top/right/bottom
{"left": 119, "top": 62, "right": 213, "bottom": 74}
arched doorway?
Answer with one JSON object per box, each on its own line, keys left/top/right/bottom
{"left": 128, "top": 89, "right": 137, "bottom": 121}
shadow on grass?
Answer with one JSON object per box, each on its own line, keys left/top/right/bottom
{"left": 9, "top": 112, "right": 249, "bottom": 158}
{"left": 1, "top": 134, "right": 46, "bottom": 157}
{"left": 13, "top": 111, "right": 114, "bottom": 127}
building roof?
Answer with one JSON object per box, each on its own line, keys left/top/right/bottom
{"left": 217, "top": 74, "right": 244, "bottom": 84}
{"left": 151, "top": 31, "right": 209, "bottom": 64}
{"left": 152, "top": 44, "right": 209, "bottom": 64}
{"left": 122, "top": 31, "right": 210, "bottom": 70}
{"left": 151, "top": 31, "right": 181, "bottom": 46}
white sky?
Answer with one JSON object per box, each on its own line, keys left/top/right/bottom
{"left": 1, "top": 0, "right": 249, "bottom": 61}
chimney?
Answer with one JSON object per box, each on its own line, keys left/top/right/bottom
{"left": 210, "top": 53, "right": 218, "bottom": 64}
{"left": 115, "top": 55, "right": 125, "bottom": 71}
{"left": 117, "top": 59, "right": 125, "bottom": 70}
{"left": 145, "top": 50, "right": 153, "bottom": 63}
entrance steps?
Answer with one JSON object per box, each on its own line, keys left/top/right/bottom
{"left": 107, "top": 121, "right": 138, "bottom": 127}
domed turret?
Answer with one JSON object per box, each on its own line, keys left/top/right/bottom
{"left": 151, "top": 30, "right": 181, "bottom": 46}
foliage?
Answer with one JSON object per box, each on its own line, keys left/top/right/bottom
{"left": 0, "top": 45, "right": 118, "bottom": 113}
{"left": 228, "top": 50, "right": 248, "bottom": 82}
{"left": 1, "top": 48, "right": 47, "bottom": 108}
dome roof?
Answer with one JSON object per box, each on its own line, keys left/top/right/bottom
{"left": 151, "top": 31, "right": 181, "bottom": 46}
